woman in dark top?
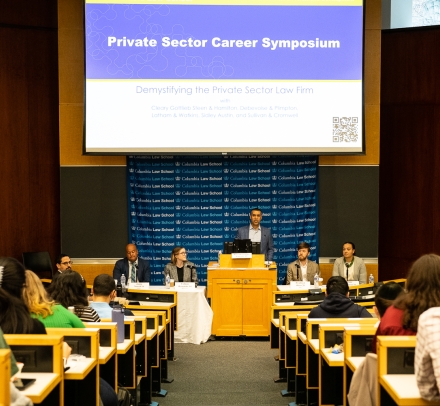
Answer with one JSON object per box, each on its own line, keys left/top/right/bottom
{"left": 49, "top": 269, "right": 100, "bottom": 322}
{"left": 0, "top": 257, "right": 46, "bottom": 334}
{"left": 163, "top": 246, "right": 198, "bottom": 286}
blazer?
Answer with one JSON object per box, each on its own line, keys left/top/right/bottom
{"left": 286, "top": 259, "right": 320, "bottom": 284}
{"left": 163, "top": 261, "right": 198, "bottom": 286}
{"left": 332, "top": 256, "right": 367, "bottom": 284}
{"left": 113, "top": 257, "right": 151, "bottom": 283}
{"left": 235, "top": 225, "right": 274, "bottom": 261}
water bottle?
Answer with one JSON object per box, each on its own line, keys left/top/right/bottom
{"left": 369, "top": 274, "right": 374, "bottom": 284}
{"left": 112, "top": 305, "right": 125, "bottom": 343}
{"left": 314, "top": 273, "right": 319, "bottom": 288}
{"left": 166, "top": 274, "right": 170, "bottom": 289}
{"left": 120, "top": 274, "right": 126, "bottom": 294}
{"left": 218, "top": 250, "right": 222, "bottom": 264}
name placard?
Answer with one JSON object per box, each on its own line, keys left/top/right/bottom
{"left": 129, "top": 282, "right": 150, "bottom": 290}
{"left": 347, "top": 281, "right": 360, "bottom": 286}
{"left": 290, "top": 281, "right": 310, "bottom": 288}
{"left": 232, "top": 253, "right": 252, "bottom": 259}
{"left": 175, "top": 282, "right": 196, "bottom": 289}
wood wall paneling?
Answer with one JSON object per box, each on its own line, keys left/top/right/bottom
{"left": 0, "top": 3, "right": 60, "bottom": 263}
{"left": 379, "top": 27, "right": 440, "bottom": 280}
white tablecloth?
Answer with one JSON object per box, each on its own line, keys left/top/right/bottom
{"left": 173, "top": 286, "right": 213, "bottom": 345}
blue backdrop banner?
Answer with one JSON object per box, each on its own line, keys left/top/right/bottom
{"left": 127, "top": 155, "right": 318, "bottom": 285}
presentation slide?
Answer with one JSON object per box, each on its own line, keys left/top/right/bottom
{"left": 84, "top": 0, "right": 364, "bottom": 154}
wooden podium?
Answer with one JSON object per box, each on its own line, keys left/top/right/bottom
{"left": 207, "top": 254, "right": 277, "bottom": 336}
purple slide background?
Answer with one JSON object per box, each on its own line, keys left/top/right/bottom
{"left": 85, "top": 4, "right": 363, "bottom": 80}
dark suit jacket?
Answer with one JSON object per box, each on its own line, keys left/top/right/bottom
{"left": 113, "top": 257, "right": 151, "bottom": 283}
{"left": 235, "top": 225, "right": 274, "bottom": 261}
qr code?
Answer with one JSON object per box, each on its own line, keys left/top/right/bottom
{"left": 332, "top": 117, "right": 359, "bottom": 142}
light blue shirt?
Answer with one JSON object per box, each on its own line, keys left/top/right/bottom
{"left": 249, "top": 224, "right": 261, "bottom": 243}
{"left": 89, "top": 302, "right": 112, "bottom": 319}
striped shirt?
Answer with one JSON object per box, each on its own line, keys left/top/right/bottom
{"left": 415, "top": 307, "right": 440, "bottom": 401}
{"left": 74, "top": 306, "right": 101, "bottom": 323}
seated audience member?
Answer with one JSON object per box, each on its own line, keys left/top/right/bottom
{"left": 308, "top": 276, "right": 372, "bottom": 318}
{"left": 0, "top": 257, "right": 46, "bottom": 334}
{"left": 1, "top": 328, "right": 33, "bottom": 406}
{"left": 373, "top": 254, "right": 440, "bottom": 353}
{"left": 22, "top": 270, "right": 85, "bottom": 328}
{"left": 0, "top": 326, "right": 19, "bottom": 376}
{"left": 163, "top": 246, "right": 198, "bottom": 286}
{"left": 90, "top": 274, "right": 134, "bottom": 319}
{"left": 332, "top": 241, "right": 367, "bottom": 284}
{"left": 372, "top": 282, "right": 405, "bottom": 320}
{"left": 285, "top": 242, "right": 320, "bottom": 284}
{"left": 113, "top": 243, "right": 150, "bottom": 285}
{"left": 49, "top": 270, "right": 100, "bottom": 322}
{"left": 48, "top": 272, "right": 117, "bottom": 406}
{"left": 415, "top": 307, "right": 440, "bottom": 401}
{"left": 348, "top": 282, "right": 405, "bottom": 406}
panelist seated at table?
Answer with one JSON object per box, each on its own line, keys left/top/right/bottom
{"left": 308, "top": 276, "right": 372, "bottom": 318}
{"left": 235, "top": 207, "right": 274, "bottom": 261}
{"left": 113, "top": 243, "right": 151, "bottom": 285}
{"left": 332, "top": 241, "right": 367, "bottom": 285}
{"left": 163, "top": 246, "right": 198, "bottom": 286}
{"left": 285, "top": 242, "right": 320, "bottom": 284}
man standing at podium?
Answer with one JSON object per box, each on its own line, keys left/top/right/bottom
{"left": 113, "top": 243, "right": 151, "bottom": 284}
{"left": 235, "top": 208, "right": 274, "bottom": 261}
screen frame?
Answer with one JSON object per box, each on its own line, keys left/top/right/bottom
{"left": 82, "top": 1, "right": 366, "bottom": 156}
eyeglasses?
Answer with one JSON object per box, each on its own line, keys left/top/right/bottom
{"left": 178, "top": 252, "right": 187, "bottom": 255}
{"left": 61, "top": 261, "right": 73, "bottom": 265}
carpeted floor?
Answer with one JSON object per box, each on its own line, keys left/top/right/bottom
{"left": 157, "top": 339, "right": 289, "bottom": 406}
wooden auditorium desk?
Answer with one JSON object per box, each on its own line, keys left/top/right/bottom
{"left": 270, "top": 303, "right": 317, "bottom": 350}
{"left": 207, "top": 254, "right": 277, "bottom": 337}
{"left": 47, "top": 328, "right": 100, "bottom": 406}
{"left": 125, "top": 293, "right": 176, "bottom": 359}
{"left": 319, "top": 321, "right": 378, "bottom": 406}
{"left": 0, "top": 349, "right": 10, "bottom": 406}
{"left": 377, "top": 336, "right": 440, "bottom": 406}
{"left": 131, "top": 311, "right": 166, "bottom": 406}
{"left": 84, "top": 322, "right": 118, "bottom": 390}
{"left": 270, "top": 301, "right": 318, "bottom": 383}
{"left": 303, "top": 318, "right": 376, "bottom": 406}
{"left": 131, "top": 315, "right": 148, "bottom": 379}
{"left": 117, "top": 318, "right": 136, "bottom": 390}
{"left": 278, "top": 312, "right": 311, "bottom": 400}
{"left": 5, "top": 334, "right": 64, "bottom": 406}
{"left": 138, "top": 313, "right": 160, "bottom": 406}
{"left": 343, "top": 325, "right": 377, "bottom": 406}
